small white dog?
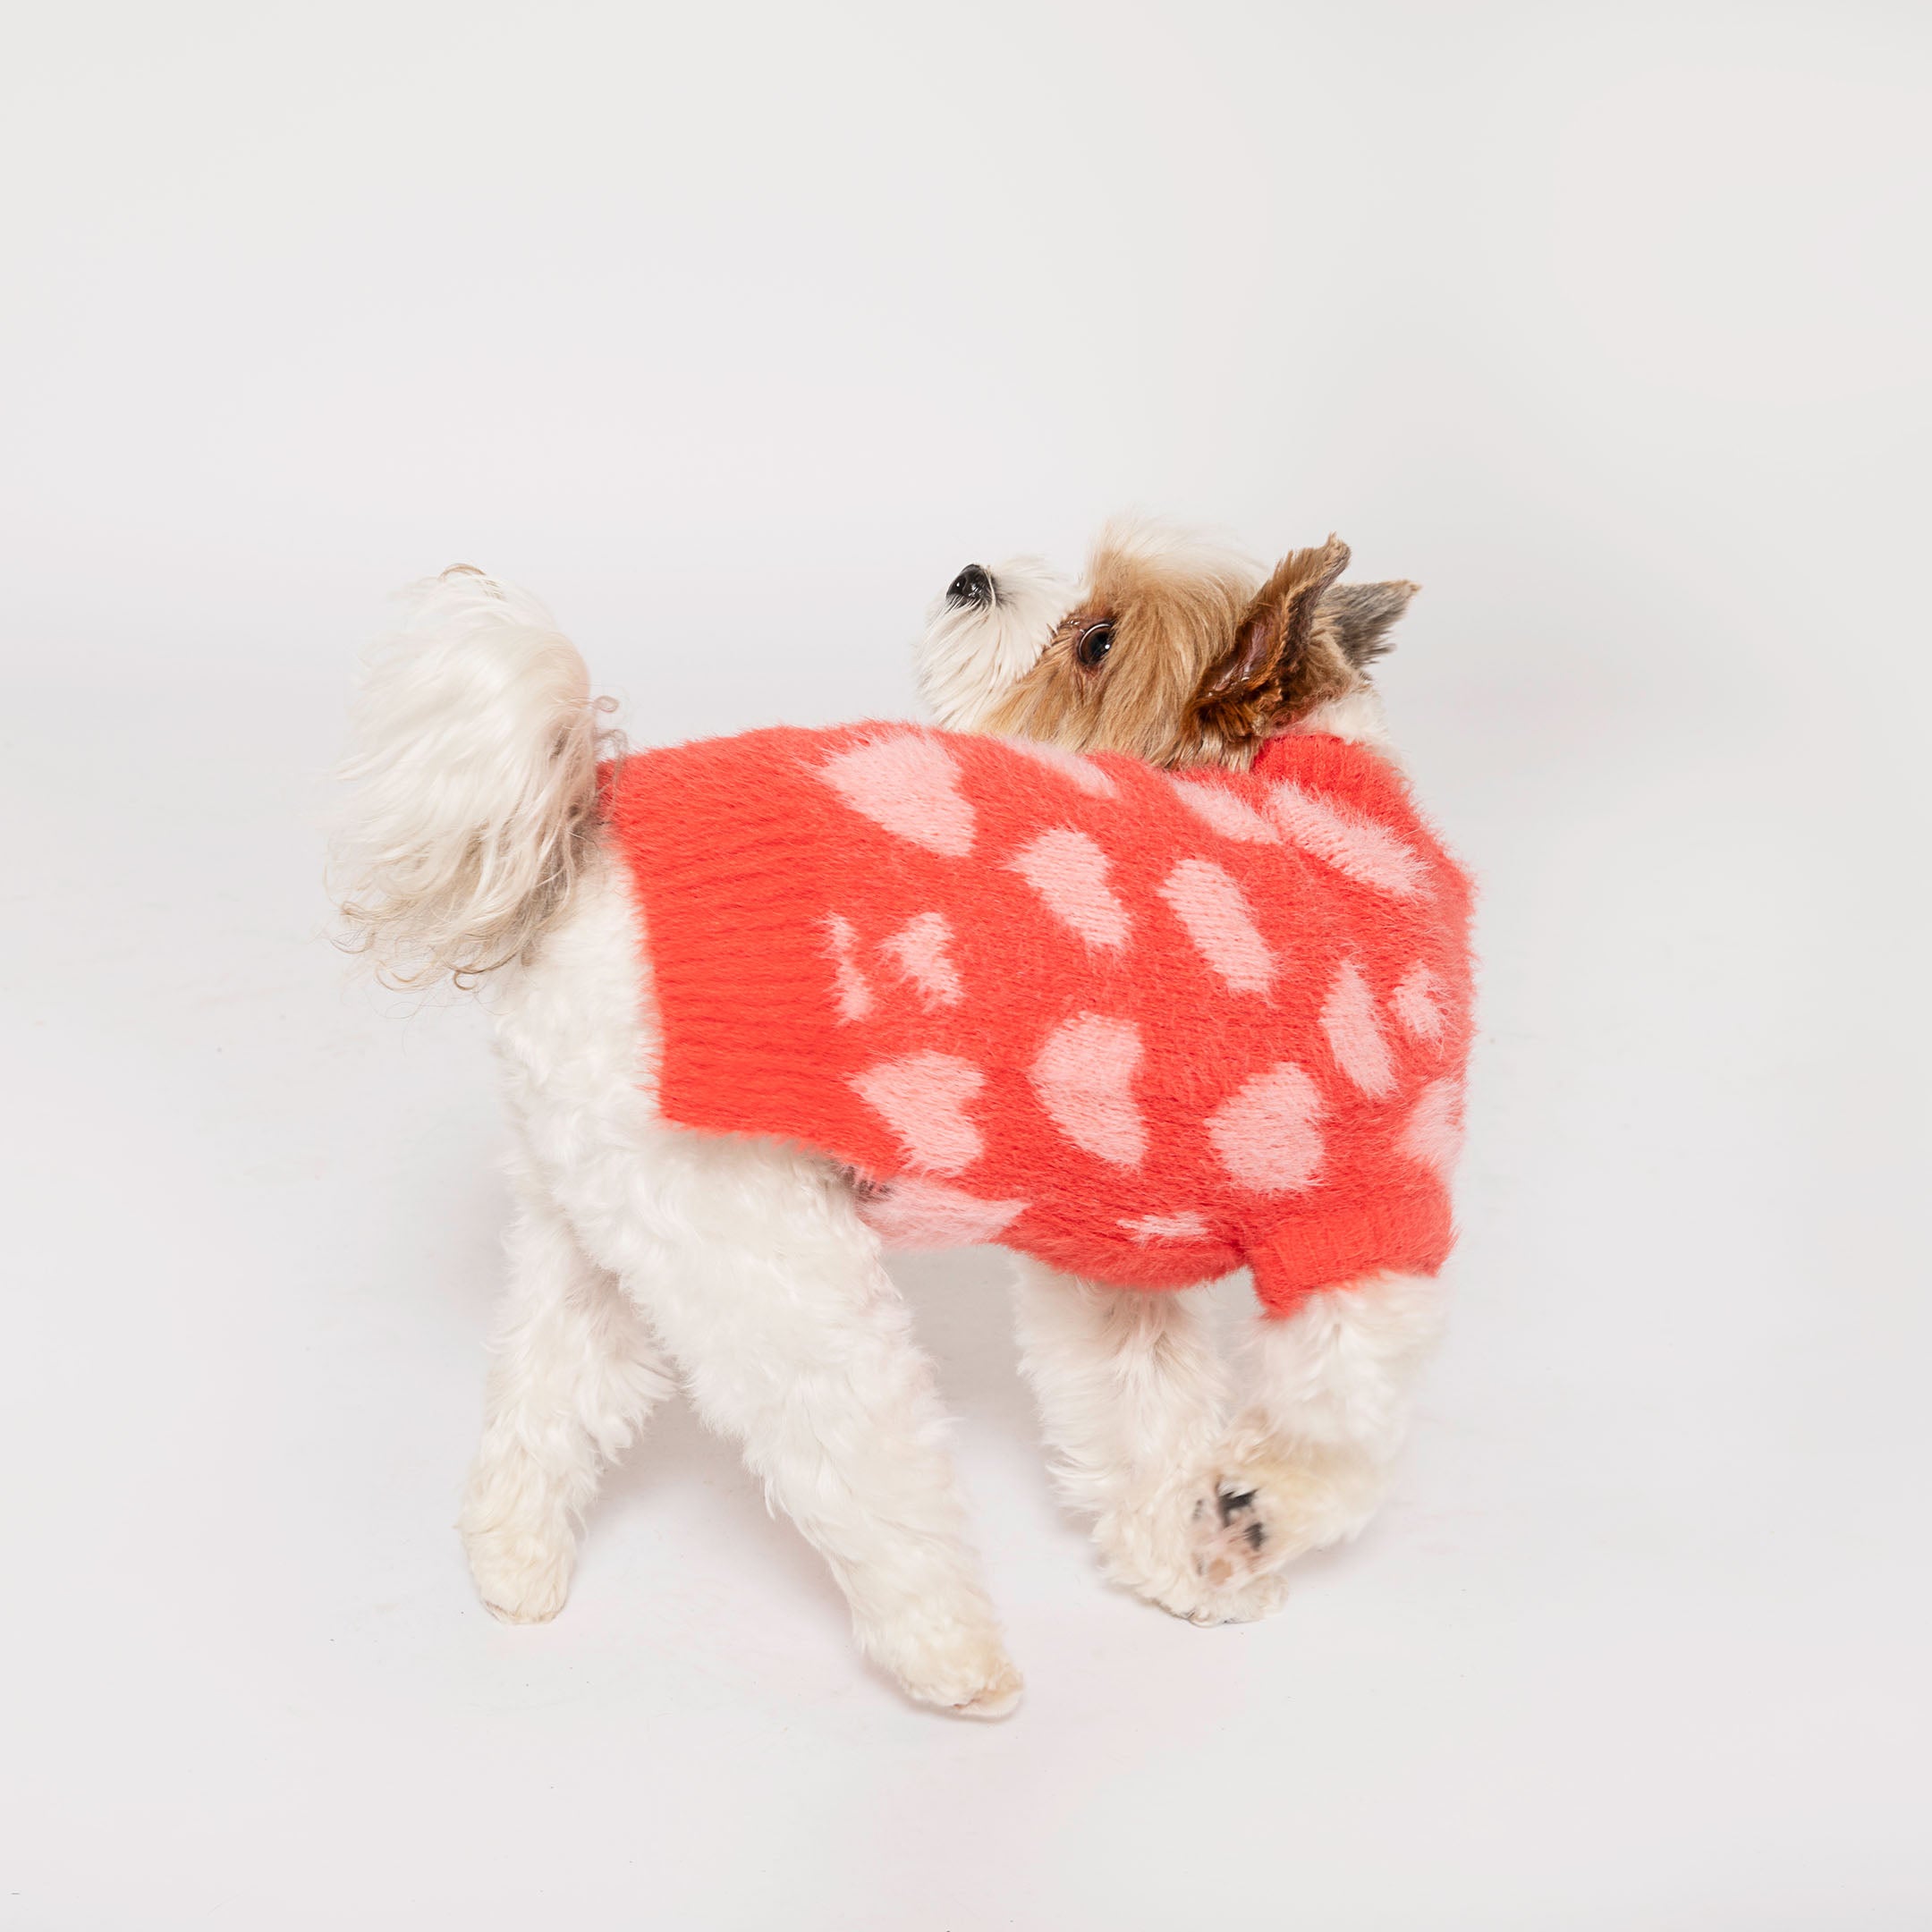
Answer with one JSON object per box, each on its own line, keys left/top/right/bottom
{"left": 332, "top": 522, "right": 1469, "bottom": 1717}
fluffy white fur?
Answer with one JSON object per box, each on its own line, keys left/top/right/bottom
{"left": 915, "top": 555, "right": 1072, "bottom": 730}
{"left": 334, "top": 543, "right": 1448, "bottom": 1718}
{"left": 330, "top": 570, "right": 614, "bottom": 987}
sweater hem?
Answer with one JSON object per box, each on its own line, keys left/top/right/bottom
{"left": 1244, "top": 1192, "right": 1454, "bottom": 1314}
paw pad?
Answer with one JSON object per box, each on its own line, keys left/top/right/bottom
{"left": 1197, "top": 1479, "right": 1270, "bottom": 1583}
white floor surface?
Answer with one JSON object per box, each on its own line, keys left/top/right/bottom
{"left": 4, "top": 657, "right": 1926, "bottom": 1928}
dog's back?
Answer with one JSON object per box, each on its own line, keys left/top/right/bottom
{"left": 600, "top": 719, "right": 1473, "bottom": 1311}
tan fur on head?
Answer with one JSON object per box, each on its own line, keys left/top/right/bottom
{"left": 955, "top": 519, "right": 1415, "bottom": 771}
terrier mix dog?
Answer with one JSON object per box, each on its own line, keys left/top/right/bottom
{"left": 332, "top": 521, "right": 1471, "bottom": 1717}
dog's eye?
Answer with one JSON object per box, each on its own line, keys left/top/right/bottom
{"left": 1076, "top": 622, "right": 1115, "bottom": 669}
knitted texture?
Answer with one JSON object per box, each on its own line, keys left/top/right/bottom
{"left": 600, "top": 724, "right": 1474, "bottom": 1314}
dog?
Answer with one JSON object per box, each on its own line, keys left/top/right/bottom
{"left": 331, "top": 521, "right": 1471, "bottom": 1717}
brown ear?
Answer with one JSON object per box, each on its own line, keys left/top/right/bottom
{"left": 1191, "top": 535, "right": 1352, "bottom": 743}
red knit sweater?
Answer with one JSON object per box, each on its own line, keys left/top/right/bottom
{"left": 600, "top": 724, "right": 1473, "bottom": 1315}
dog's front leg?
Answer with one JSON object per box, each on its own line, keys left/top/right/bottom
{"left": 1010, "top": 1260, "right": 1290, "bottom": 1623}
{"left": 1184, "top": 1270, "right": 1447, "bottom": 1597}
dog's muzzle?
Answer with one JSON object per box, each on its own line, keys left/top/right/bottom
{"left": 945, "top": 564, "right": 994, "bottom": 609}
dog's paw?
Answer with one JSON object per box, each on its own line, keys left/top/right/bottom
{"left": 1101, "top": 1441, "right": 1391, "bottom": 1625}
{"left": 1184, "top": 1442, "right": 1390, "bottom": 1596}
{"left": 1105, "top": 1539, "right": 1292, "bottom": 1627}
{"left": 464, "top": 1523, "right": 574, "bottom": 1625}
{"left": 946, "top": 1654, "right": 1026, "bottom": 1720}
{"left": 1204, "top": 1567, "right": 1292, "bottom": 1624}
{"left": 905, "top": 1640, "right": 1025, "bottom": 1721}
{"left": 1191, "top": 1475, "right": 1280, "bottom": 1591}
{"left": 1095, "top": 1479, "right": 1290, "bottom": 1626}
{"left": 869, "top": 1615, "right": 1024, "bottom": 1718}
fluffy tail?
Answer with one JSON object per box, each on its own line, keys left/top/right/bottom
{"left": 330, "top": 567, "right": 614, "bottom": 990}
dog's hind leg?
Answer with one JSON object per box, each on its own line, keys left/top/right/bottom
{"left": 564, "top": 1135, "right": 1021, "bottom": 1717}
{"left": 459, "top": 1150, "right": 676, "bottom": 1624}
{"left": 495, "top": 859, "right": 1017, "bottom": 1715}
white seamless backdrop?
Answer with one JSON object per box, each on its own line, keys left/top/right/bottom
{"left": 3, "top": 4, "right": 1928, "bottom": 1928}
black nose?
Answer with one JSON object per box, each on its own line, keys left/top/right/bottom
{"left": 945, "top": 564, "right": 993, "bottom": 608}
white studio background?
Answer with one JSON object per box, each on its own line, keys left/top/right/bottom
{"left": 3, "top": 3, "right": 1928, "bottom": 1927}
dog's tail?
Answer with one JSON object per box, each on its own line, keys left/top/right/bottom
{"left": 329, "top": 567, "right": 614, "bottom": 991}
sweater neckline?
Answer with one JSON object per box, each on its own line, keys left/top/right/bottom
{"left": 1249, "top": 731, "right": 1345, "bottom": 783}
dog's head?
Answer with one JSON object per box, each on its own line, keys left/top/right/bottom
{"left": 915, "top": 520, "right": 1417, "bottom": 769}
